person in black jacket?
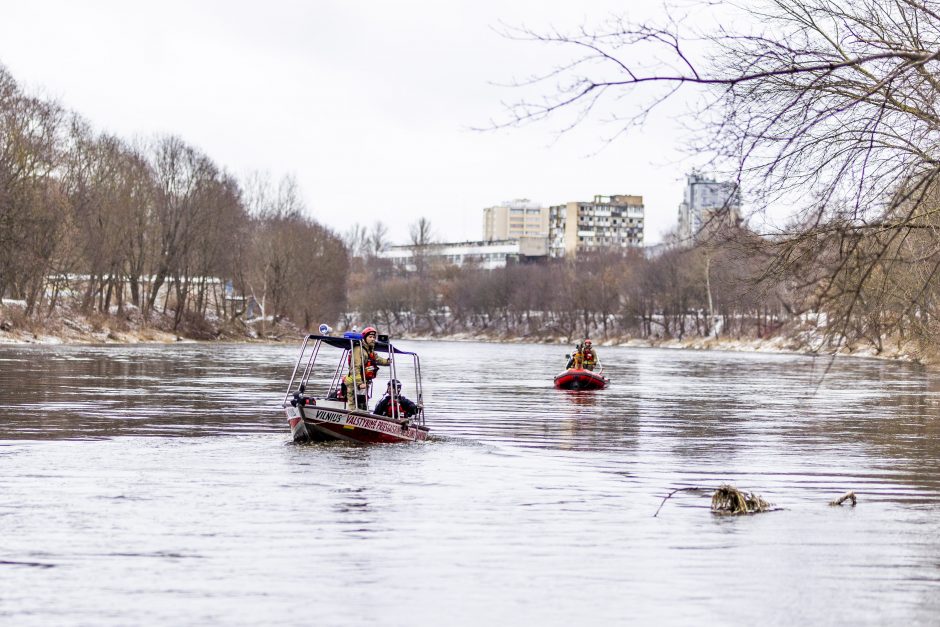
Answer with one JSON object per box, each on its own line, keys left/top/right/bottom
{"left": 373, "top": 379, "right": 420, "bottom": 420}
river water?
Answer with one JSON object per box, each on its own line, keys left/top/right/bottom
{"left": 1, "top": 340, "right": 939, "bottom": 626}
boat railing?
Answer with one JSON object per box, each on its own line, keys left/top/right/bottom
{"left": 413, "top": 354, "right": 425, "bottom": 426}
{"left": 326, "top": 350, "right": 348, "bottom": 400}
{"left": 283, "top": 333, "right": 426, "bottom": 425}
{"left": 299, "top": 339, "right": 323, "bottom": 392}
{"left": 282, "top": 335, "right": 312, "bottom": 407}
{"left": 383, "top": 351, "right": 425, "bottom": 426}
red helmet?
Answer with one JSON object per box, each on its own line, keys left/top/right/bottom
{"left": 584, "top": 339, "right": 592, "bottom": 346}
{"left": 361, "top": 326, "right": 378, "bottom": 338}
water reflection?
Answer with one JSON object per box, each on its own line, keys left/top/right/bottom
{"left": 0, "top": 344, "right": 291, "bottom": 439}
{"left": 559, "top": 390, "right": 600, "bottom": 407}
{"left": 2, "top": 342, "right": 940, "bottom": 490}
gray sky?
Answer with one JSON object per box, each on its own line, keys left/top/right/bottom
{"left": 0, "top": 0, "right": 704, "bottom": 245}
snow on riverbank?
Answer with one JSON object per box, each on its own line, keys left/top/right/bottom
{"left": 0, "top": 302, "right": 929, "bottom": 365}
{"left": 0, "top": 301, "right": 284, "bottom": 346}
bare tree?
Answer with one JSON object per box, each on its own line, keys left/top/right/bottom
{"left": 344, "top": 223, "right": 370, "bottom": 258}
{"left": 408, "top": 217, "right": 436, "bottom": 314}
{"left": 0, "top": 62, "right": 354, "bottom": 339}
{"left": 61, "top": 120, "right": 143, "bottom": 315}
{"left": 0, "top": 65, "right": 66, "bottom": 314}
{"left": 409, "top": 217, "right": 434, "bottom": 248}
{"left": 243, "top": 174, "right": 348, "bottom": 333}
{"left": 368, "top": 221, "right": 390, "bottom": 256}
{"left": 499, "top": 0, "right": 940, "bottom": 353}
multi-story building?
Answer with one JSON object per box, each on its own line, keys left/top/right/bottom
{"left": 379, "top": 237, "right": 548, "bottom": 271}
{"left": 677, "top": 171, "right": 741, "bottom": 243}
{"left": 548, "top": 195, "right": 644, "bottom": 258}
{"left": 483, "top": 199, "right": 548, "bottom": 241}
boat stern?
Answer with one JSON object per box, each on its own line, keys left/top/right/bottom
{"left": 286, "top": 405, "right": 311, "bottom": 442}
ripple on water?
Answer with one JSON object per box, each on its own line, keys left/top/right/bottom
{"left": 0, "top": 342, "right": 939, "bottom": 625}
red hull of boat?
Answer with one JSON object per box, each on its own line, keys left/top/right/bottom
{"left": 553, "top": 368, "right": 608, "bottom": 390}
{"left": 287, "top": 405, "right": 429, "bottom": 443}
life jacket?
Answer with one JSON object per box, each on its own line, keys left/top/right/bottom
{"left": 383, "top": 397, "right": 403, "bottom": 418}
{"left": 348, "top": 346, "right": 379, "bottom": 380}
{"left": 582, "top": 348, "right": 596, "bottom": 363}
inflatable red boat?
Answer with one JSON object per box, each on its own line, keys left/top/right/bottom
{"left": 553, "top": 368, "right": 609, "bottom": 390}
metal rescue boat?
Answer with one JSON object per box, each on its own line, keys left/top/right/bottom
{"left": 553, "top": 367, "right": 610, "bottom": 390}
{"left": 283, "top": 330, "right": 429, "bottom": 443}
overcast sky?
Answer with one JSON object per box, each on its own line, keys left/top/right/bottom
{"left": 0, "top": 0, "right": 706, "bottom": 245}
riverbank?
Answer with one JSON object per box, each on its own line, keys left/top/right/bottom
{"left": 1, "top": 301, "right": 929, "bottom": 365}
{"left": 0, "top": 301, "right": 300, "bottom": 345}
{"left": 378, "top": 317, "right": 933, "bottom": 365}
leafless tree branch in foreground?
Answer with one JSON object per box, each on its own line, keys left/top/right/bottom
{"left": 496, "top": 0, "right": 940, "bottom": 356}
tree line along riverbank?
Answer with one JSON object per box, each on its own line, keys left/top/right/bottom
{"left": 4, "top": 58, "right": 940, "bottom": 366}
{"left": 0, "top": 292, "right": 928, "bottom": 369}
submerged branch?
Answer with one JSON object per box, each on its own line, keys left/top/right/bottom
{"left": 829, "top": 491, "right": 858, "bottom": 506}
{"left": 653, "top": 486, "right": 712, "bottom": 517}
{"left": 653, "top": 484, "right": 780, "bottom": 517}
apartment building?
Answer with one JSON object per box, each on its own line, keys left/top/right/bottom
{"left": 548, "top": 195, "right": 645, "bottom": 258}
{"left": 677, "top": 172, "right": 741, "bottom": 243}
{"left": 483, "top": 199, "right": 549, "bottom": 241}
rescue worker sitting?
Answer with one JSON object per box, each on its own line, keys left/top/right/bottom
{"left": 581, "top": 338, "right": 598, "bottom": 371}
{"left": 344, "top": 326, "right": 390, "bottom": 411}
{"left": 326, "top": 384, "right": 346, "bottom": 401}
{"left": 373, "top": 379, "right": 420, "bottom": 421}
{"left": 565, "top": 344, "right": 584, "bottom": 370}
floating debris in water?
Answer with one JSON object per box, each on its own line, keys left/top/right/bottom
{"left": 711, "top": 484, "right": 774, "bottom": 515}
{"left": 652, "top": 486, "right": 711, "bottom": 517}
{"left": 829, "top": 491, "right": 857, "bottom": 506}
{"left": 655, "top": 485, "right": 778, "bottom": 517}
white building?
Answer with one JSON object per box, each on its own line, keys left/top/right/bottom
{"left": 483, "top": 199, "right": 549, "bottom": 241}
{"left": 379, "top": 237, "right": 549, "bottom": 271}
{"left": 677, "top": 172, "right": 741, "bottom": 243}
{"left": 548, "top": 195, "right": 645, "bottom": 258}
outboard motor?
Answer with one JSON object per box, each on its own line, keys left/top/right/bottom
{"left": 290, "top": 384, "right": 315, "bottom": 408}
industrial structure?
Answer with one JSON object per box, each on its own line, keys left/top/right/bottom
{"left": 379, "top": 237, "right": 549, "bottom": 271}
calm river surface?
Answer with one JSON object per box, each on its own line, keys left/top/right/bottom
{"left": 1, "top": 340, "right": 939, "bottom": 626}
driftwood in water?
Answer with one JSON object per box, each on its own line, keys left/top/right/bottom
{"left": 653, "top": 485, "right": 775, "bottom": 517}
{"left": 711, "top": 484, "right": 774, "bottom": 515}
{"left": 829, "top": 491, "right": 857, "bottom": 506}
{"left": 654, "top": 485, "right": 859, "bottom": 517}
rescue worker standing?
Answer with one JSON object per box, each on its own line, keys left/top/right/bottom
{"left": 345, "top": 326, "right": 389, "bottom": 410}
{"left": 581, "top": 338, "right": 598, "bottom": 371}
